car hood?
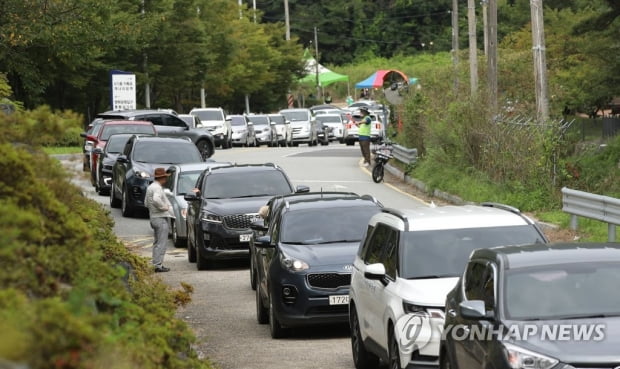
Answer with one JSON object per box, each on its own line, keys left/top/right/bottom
{"left": 279, "top": 242, "right": 359, "bottom": 268}
{"left": 395, "top": 277, "right": 460, "bottom": 307}
{"left": 290, "top": 121, "right": 310, "bottom": 126}
{"left": 199, "top": 120, "right": 225, "bottom": 128}
{"left": 502, "top": 317, "right": 620, "bottom": 363}
{"left": 231, "top": 126, "right": 246, "bottom": 132}
{"left": 203, "top": 196, "right": 273, "bottom": 215}
{"left": 102, "top": 153, "right": 121, "bottom": 165}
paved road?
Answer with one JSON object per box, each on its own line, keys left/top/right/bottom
{"left": 61, "top": 144, "right": 428, "bottom": 369}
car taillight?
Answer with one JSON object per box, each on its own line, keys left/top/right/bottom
{"left": 375, "top": 123, "right": 381, "bottom": 129}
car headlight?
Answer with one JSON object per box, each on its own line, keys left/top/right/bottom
{"left": 502, "top": 342, "right": 558, "bottom": 369}
{"left": 201, "top": 212, "right": 222, "bottom": 223}
{"left": 213, "top": 125, "right": 225, "bottom": 134}
{"left": 279, "top": 252, "right": 309, "bottom": 271}
{"left": 135, "top": 171, "right": 150, "bottom": 178}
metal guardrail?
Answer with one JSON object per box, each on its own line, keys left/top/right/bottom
{"left": 391, "top": 144, "right": 418, "bottom": 165}
{"left": 561, "top": 187, "right": 620, "bottom": 242}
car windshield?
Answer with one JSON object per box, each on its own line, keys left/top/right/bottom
{"left": 504, "top": 262, "right": 620, "bottom": 320}
{"left": 106, "top": 135, "right": 132, "bottom": 153}
{"left": 203, "top": 171, "right": 292, "bottom": 199}
{"left": 177, "top": 171, "right": 202, "bottom": 195}
{"left": 133, "top": 142, "right": 202, "bottom": 164}
{"left": 249, "top": 116, "right": 269, "bottom": 125}
{"left": 280, "top": 206, "right": 380, "bottom": 244}
{"left": 400, "top": 226, "right": 545, "bottom": 279}
{"left": 192, "top": 110, "right": 223, "bottom": 121}
{"left": 101, "top": 124, "right": 154, "bottom": 140}
{"left": 269, "top": 116, "right": 285, "bottom": 124}
{"left": 316, "top": 116, "right": 341, "bottom": 124}
{"left": 281, "top": 111, "right": 309, "bottom": 121}
{"left": 229, "top": 116, "right": 246, "bottom": 126}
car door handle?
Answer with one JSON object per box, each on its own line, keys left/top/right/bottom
{"left": 448, "top": 309, "right": 457, "bottom": 318}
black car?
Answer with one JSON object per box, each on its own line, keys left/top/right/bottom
{"left": 184, "top": 164, "right": 309, "bottom": 270}
{"left": 252, "top": 193, "right": 383, "bottom": 338}
{"left": 93, "top": 133, "right": 152, "bottom": 195}
{"left": 110, "top": 135, "right": 204, "bottom": 217}
{"left": 95, "top": 109, "right": 216, "bottom": 160}
{"left": 441, "top": 242, "right": 620, "bottom": 369}
{"left": 316, "top": 123, "right": 331, "bottom": 146}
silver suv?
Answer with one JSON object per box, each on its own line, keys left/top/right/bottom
{"left": 189, "top": 107, "right": 232, "bottom": 149}
{"left": 349, "top": 203, "right": 548, "bottom": 369}
{"left": 279, "top": 108, "right": 318, "bottom": 146}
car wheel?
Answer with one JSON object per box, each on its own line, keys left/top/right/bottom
{"left": 195, "top": 235, "right": 213, "bottom": 270}
{"left": 121, "top": 187, "right": 134, "bottom": 217}
{"left": 250, "top": 254, "right": 257, "bottom": 290}
{"left": 187, "top": 228, "right": 197, "bottom": 263}
{"left": 172, "top": 221, "right": 186, "bottom": 247}
{"left": 196, "top": 139, "right": 214, "bottom": 159}
{"left": 110, "top": 183, "right": 121, "bottom": 208}
{"left": 346, "top": 140, "right": 354, "bottom": 146}
{"left": 292, "top": 142, "right": 298, "bottom": 147}
{"left": 256, "top": 283, "right": 268, "bottom": 324}
{"left": 388, "top": 327, "right": 400, "bottom": 369}
{"left": 269, "top": 297, "right": 287, "bottom": 338}
{"left": 350, "top": 306, "right": 380, "bottom": 369}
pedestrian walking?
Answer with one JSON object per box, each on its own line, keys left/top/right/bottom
{"left": 356, "top": 107, "right": 372, "bottom": 166}
{"left": 145, "top": 167, "right": 175, "bottom": 272}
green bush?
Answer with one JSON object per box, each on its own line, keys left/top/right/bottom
{"left": 0, "top": 111, "right": 213, "bottom": 369}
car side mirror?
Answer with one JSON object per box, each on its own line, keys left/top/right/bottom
{"left": 248, "top": 122, "right": 253, "bottom": 126}
{"left": 285, "top": 120, "right": 290, "bottom": 124}
{"left": 364, "top": 263, "right": 387, "bottom": 285}
{"left": 254, "top": 235, "right": 273, "bottom": 248}
{"left": 93, "top": 147, "right": 104, "bottom": 155}
{"left": 184, "top": 192, "right": 199, "bottom": 201}
{"left": 80, "top": 132, "right": 87, "bottom": 138}
{"left": 116, "top": 155, "right": 128, "bottom": 163}
{"left": 459, "top": 300, "right": 489, "bottom": 320}
{"left": 295, "top": 185, "right": 310, "bottom": 193}
{"left": 250, "top": 219, "right": 267, "bottom": 232}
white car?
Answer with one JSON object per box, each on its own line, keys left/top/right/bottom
{"left": 268, "top": 113, "right": 292, "bottom": 147}
{"left": 315, "top": 114, "right": 345, "bottom": 143}
{"left": 343, "top": 111, "right": 383, "bottom": 145}
{"left": 349, "top": 203, "right": 548, "bottom": 369}
{"left": 279, "top": 108, "right": 318, "bottom": 146}
{"left": 189, "top": 107, "right": 232, "bottom": 149}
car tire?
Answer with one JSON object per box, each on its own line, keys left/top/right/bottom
{"left": 269, "top": 297, "right": 287, "bottom": 338}
{"left": 350, "top": 306, "right": 380, "bottom": 369}
{"left": 388, "top": 326, "right": 400, "bottom": 369}
{"left": 121, "top": 187, "right": 135, "bottom": 217}
{"left": 196, "top": 139, "right": 214, "bottom": 159}
{"left": 110, "top": 183, "right": 121, "bottom": 208}
{"left": 345, "top": 140, "right": 355, "bottom": 146}
{"left": 195, "top": 235, "right": 212, "bottom": 271}
{"left": 256, "top": 284, "right": 268, "bottom": 324}
{"left": 250, "top": 254, "right": 257, "bottom": 290}
{"left": 172, "top": 221, "right": 186, "bottom": 247}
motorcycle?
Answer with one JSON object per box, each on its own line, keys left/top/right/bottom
{"left": 371, "top": 140, "right": 394, "bottom": 183}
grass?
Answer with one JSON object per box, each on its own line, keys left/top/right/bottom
{"left": 42, "top": 146, "right": 82, "bottom": 155}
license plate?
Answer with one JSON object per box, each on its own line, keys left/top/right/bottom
{"left": 329, "top": 295, "right": 349, "bottom": 305}
{"left": 239, "top": 234, "right": 252, "bottom": 242}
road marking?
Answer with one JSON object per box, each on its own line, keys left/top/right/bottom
{"left": 359, "top": 159, "right": 431, "bottom": 206}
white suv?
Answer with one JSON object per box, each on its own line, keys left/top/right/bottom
{"left": 349, "top": 203, "right": 548, "bottom": 369}
{"left": 189, "top": 107, "right": 232, "bottom": 149}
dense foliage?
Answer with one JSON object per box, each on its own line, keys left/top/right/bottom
{"left": 0, "top": 79, "right": 211, "bottom": 368}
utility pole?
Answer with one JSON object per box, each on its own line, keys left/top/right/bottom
{"left": 531, "top": 0, "right": 549, "bottom": 121}
{"left": 142, "top": 0, "right": 150, "bottom": 108}
{"left": 252, "top": 0, "right": 256, "bottom": 23}
{"left": 284, "top": 0, "right": 290, "bottom": 40}
{"left": 482, "top": 0, "right": 488, "bottom": 56}
{"left": 238, "top": 0, "right": 250, "bottom": 113}
{"left": 314, "top": 27, "right": 320, "bottom": 99}
{"left": 467, "top": 0, "right": 478, "bottom": 96}
{"left": 451, "top": 0, "right": 459, "bottom": 93}
{"left": 487, "top": 0, "right": 498, "bottom": 114}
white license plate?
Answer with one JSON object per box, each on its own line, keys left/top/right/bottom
{"left": 329, "top": 295, "right": 349, "bottom": 305}
{"left": 239, "top": 234, "right": 252, "bottom": 242}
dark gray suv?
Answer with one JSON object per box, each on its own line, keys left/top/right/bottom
{"left": 96, "top": 109, "right": 216, "bottom": 160}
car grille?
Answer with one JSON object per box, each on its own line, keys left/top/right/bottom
{"left": 208, "top": 234, "right": 250, "bottom": 250}
{"left": 291, "top": 127, "right": 303, "bottom": 134}
{"left": 307, "top": 273, "right": 351, "bottom": 289}
{"left": 223, "top": 213, "right": 261, "bottom": 230}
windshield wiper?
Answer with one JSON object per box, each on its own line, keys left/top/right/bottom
{"left": 315, "top": 239, "right": 359, "bottom": 244}
{"left": 233, "top": 194, "right": 271, "bottom": 198}
{"left": 548, "top": 313, "right": 618, "bottom": 320}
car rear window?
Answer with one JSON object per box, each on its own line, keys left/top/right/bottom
{"left": 269, "top": 115, "right": 285, "bottom": 124}
{"left": 101, "top": 124, "right": 154, "bottom": 140}
{"left": 192, "top": 110, "right": 223, "bottom": 121}
{"left": 230, "top": 116, "right": 246, "bottom": 126}
{"left": 249, "top": 116, "right": 270, "bottom": 125}
{"left": 280, "top": 111, "right": 309, "bottom": 121}
{"left": 400, "top": 225, "right": 546, "bottom": 279}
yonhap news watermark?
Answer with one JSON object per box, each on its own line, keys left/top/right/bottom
{"left": 396, "top": 312, "right": 607, "bottom": 353}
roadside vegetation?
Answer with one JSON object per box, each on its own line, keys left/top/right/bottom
{"left": 0, "top": 79, "right": 212, "bottom": 369}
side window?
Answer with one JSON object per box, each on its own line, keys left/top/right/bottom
{"left": 164, "top": 114, "right": 185, "bottom": 127}
{"left": 361, "top": 223, "right": 389, "bottom": 265}
{"left": 141, "top": 114, "right": 164, "bottom": 126}
{"left": 122, "top": 138, "right": 134, "bottom": 156}
{"left": 270, "top": 210, "right": 281, "bottom": 245}
{"left": 383, "top": 229, "right": 399, "bottom": 279}
{"left": 464, "top": 262, "right": 496, "bottom": 309}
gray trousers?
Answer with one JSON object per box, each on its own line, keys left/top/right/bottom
{"left": 150, "top": 217, "right": 169, "bottom": 267}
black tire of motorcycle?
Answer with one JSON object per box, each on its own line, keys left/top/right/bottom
{"left": 372, "top": 163, "right": 384, "bottom": 183}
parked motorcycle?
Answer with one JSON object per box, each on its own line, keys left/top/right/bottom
{"left": 371, "top": 140, "right": 394, "bottom": 183}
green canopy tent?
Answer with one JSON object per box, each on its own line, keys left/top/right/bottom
{"left": 299, "top": 49, "right": 349, "bottom": 94}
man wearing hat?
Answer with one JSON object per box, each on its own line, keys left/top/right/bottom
{"left": 356, "top": 107, "right": 372, "bottom": 166}
{"left": 145, "top": 167, "right": 175, "bottom": 272}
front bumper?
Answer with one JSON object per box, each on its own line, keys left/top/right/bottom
{"left": 198, "top": 221, "right": 253, "bottom": 260}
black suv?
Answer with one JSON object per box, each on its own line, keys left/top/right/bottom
{"left": 184, "top": 164, "right": 309, "bottom": 270}
{"left": 252, "top": 193, "right": 383, "bottom": 338}
{"left": 110, "top": 135, "right": 204, "bottom": 217}
{"left": 441, "top": 242, "right": 620, "bottom": 369}
{"left": 96, "top": 109, "right": 216, "bottom": 160}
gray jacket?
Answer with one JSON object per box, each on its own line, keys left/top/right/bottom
{"left": 145, "top": 181, "right": 175, "bottom": 219}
